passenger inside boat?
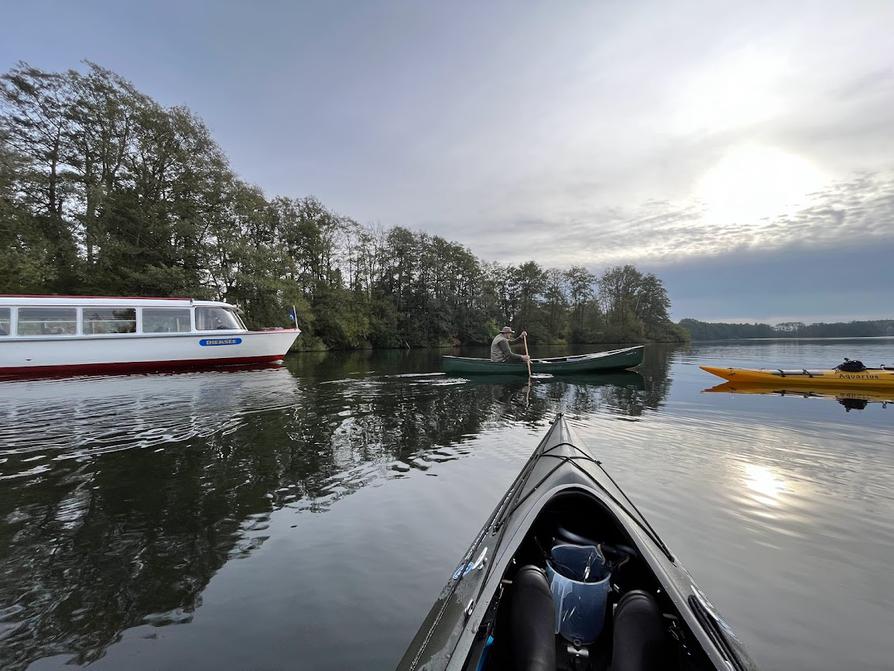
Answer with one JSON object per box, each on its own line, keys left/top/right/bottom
{"left": 468, "top": 491, "right": 717, "bottom": 671}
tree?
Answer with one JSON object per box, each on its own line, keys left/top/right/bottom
{"left": 564, "top": 265, "right": 597, "bottom": 341}
{"left": 0, "top": 63, "right": 79, "bottom": 288}
{"left": 0, "top": 61, "right": 686, "bottom": 349}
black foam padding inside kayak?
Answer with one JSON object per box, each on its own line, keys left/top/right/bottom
{"left": 510, "top": 565, "right": 556, "bottom": 671}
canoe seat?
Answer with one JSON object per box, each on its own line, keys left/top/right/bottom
{"left": 510, "top": 565, "right": 556, "bottom": 671}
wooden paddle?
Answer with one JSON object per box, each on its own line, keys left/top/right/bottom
{"left": 523, "top": 333, "right": 532, "bottom": 378}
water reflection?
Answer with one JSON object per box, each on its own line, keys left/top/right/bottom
{"left": 0, "top": 365, "right": 302, "bottom": 457}
{"left": 5, "top": 343, "right": 889, "bottom": 670}
{"left": 742, "top": 463, "right": 787, "bottom": 506}
{"left": 705, "top": 381, "right": 893, "bottom": 412}
{"left": 0, "top": 351, "right": 670, "bottom": 669}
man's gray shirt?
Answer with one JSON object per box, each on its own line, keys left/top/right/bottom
{"left": 490, "top": 334, "right": 523, "bottom": 362}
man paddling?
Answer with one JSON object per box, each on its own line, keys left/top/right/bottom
{"left": 490, "top": 326, "right": 530, "bottom": 363}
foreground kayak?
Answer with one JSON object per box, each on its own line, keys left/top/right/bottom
{"left": 443, "top": 346, "right": 644, "bottom": 375}
{"left": 701, "top": 365, "right": 894, "bottom": 389}
{"left": 397, "top": 415, "right": 758, "bottom": 671}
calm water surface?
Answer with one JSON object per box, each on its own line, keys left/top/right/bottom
{"left": 1, "top": 341, "right": 892, "bottom": 670}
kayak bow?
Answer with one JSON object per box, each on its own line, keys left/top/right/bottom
{"left": 397, "top": 415, "right": 758, "bottom": 671}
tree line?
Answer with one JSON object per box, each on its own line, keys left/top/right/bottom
{"left": 1, "top": 62, "right": 686, "bottom": 349}
{"left": 678, "top": 318, "right": 894, "bottom": 340}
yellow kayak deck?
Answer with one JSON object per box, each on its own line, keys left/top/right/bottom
{"left": 700, "top": 365, "right": 894, "bottom": 389}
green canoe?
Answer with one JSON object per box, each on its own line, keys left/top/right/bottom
{"left": 442, "top": 345, "right": 644, "bottom": 375}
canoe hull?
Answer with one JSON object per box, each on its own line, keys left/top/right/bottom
{"left": 701, "top": 365, "right": 894, "bottom": 389}
{"left": 442, "top": 345, "right": 643, "bottom": 375}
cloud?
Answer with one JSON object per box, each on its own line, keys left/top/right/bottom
{"left": 5, "top": 0, "right": 892, "bottom": 321}
{"left": 450, "top": 169, "right": 894, "bottom": 269}
{"left": 654, "top": 240, "right": 894, "bottom": 322}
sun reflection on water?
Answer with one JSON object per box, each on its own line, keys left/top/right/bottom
{"left": 742, "top": 462, "right": 787, "bottom": 506}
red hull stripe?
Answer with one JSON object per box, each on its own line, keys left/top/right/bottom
{"left": 0, "top": 354, "right": 285, "bottom": 377}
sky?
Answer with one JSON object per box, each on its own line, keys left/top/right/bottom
{"left": 2, "top": 0, "right": 893, "bottom": 322}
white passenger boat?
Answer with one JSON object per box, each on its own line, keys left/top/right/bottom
{"left": 0, "top": 295, "right": 301, "bottom": 377}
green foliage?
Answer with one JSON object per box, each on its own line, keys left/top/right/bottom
{"left": 1, "top": 61, "right": 686, "bottom": 349}
{"left": 679, "top": 318, "right": 894, "bottom": 340}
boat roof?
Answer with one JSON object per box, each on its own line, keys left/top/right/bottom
{"left": 0, "top": 295, "right": 234, "bottom": 309}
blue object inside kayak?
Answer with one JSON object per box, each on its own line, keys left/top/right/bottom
{"left": 545, "top": 544, "right": 611, "bottom": 644}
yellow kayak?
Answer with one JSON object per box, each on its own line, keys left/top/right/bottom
{"left": 700, "top": 365, "right": 894, "bottom": 389}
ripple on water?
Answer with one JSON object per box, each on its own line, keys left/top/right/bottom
{"left": 0, "top": 367, "right": 301, "bottom": 460}
{"left": 2, "top": 344, "right": 892, "bottom": 671}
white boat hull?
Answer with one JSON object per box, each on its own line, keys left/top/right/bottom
{"left": 0, "top": 330, "right": 300, "bottom": 376}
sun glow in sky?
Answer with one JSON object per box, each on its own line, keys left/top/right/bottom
{"left": 696, "top": 145, "right": 828, "bottom": 227}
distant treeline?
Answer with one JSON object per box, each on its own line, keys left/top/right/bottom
{"left": 0, "top": 62, "right": 686, "bottom": 349}
{"left": 679, "top": 318, "right": 894, "bottom": 340}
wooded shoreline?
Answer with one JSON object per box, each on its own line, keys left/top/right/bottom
{"left": 1, "top": 62, "right": 685, "bottom": 350}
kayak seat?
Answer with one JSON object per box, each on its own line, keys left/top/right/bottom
{"left": 610, "top": 590, "right": 668, "bottom": 671}
{"left": 510, "top": 565, "right": 556, "bottom": 671}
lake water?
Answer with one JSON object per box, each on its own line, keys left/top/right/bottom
{"left": 1, "top": 341, "right": 892, "bottom": 670}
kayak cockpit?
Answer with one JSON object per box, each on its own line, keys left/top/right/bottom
{"left": 466, "top": 490, "right": 718, "bottom": 671}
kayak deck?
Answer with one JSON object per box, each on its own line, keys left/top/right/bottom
{"left": 443, "top": 346, "right": 644, "bottom": 375}
{"left": 701, "top": 365, "right": 894, "bottom": 388}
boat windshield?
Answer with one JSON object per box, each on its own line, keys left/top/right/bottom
{"left": 195, "top": 306, "right": 244, "bottom": 331}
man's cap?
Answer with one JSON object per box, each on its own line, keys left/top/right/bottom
{"left": 500, "top": 326, "right": 514, "bottom": 334}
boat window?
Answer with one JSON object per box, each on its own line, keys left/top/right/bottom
{"left": 83, "top": 308, "right": 137, "bottom": 334}
{"left": 17, "top": 308, "right": 78, "bottom": 336}
{"left": 142, "top": 308, "right": 192, "bottom": 333}
{"left": 195, "top": 307, "right": 243, "bottom": 330}
{"left": 0, "top": 308, "right": 9, "bottom": 336}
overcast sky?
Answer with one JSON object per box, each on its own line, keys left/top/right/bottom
{"left": 3, "top": 1, "right": 893, "bottom": 322}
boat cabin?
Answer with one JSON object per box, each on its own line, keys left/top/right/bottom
{"left": 0, "top": 296, "right": 247, "bottom": 339}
